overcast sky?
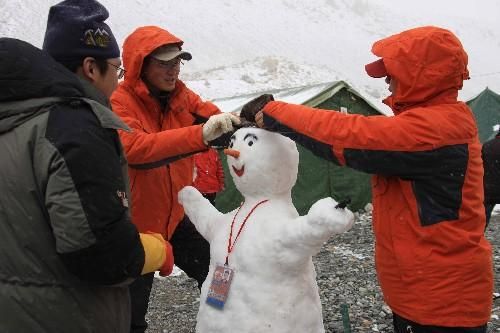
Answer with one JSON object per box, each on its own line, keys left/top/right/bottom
{"left": 373, "top": 0, "right": 500, "bottom": 23}
{"left": 3, "top": 0, "right": 499, "bottom": 45}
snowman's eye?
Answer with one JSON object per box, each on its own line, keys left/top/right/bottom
{"left": 243, "top": 133, "right": 258, "bottom": 147}
{"left": 228, "top": 135, "right": 236, "bottom": 148}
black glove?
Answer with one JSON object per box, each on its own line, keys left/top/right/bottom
{"left": 335, "top": 198, "right": 351, "bottom": 209}
{"left": 207, "top": 132, "right": 233, "bottom": 148}
{"left": 240, "top": 94, "right": 274, "bottom": 123}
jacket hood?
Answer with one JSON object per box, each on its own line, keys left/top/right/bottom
{"left": 122, "top": 26, "right": 184, "bottom": 84}
{"left": 371, "top": 26, "right": 469, "bottom": 113}
{"left": 0, "top": 38, "right": 84, "bottom": 102}
{"left": 0, "top": 38, "right": 85, "bottom": 133}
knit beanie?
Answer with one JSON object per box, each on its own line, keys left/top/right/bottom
{"left": 42, "top": 0, "right": 120, "bottom": 61}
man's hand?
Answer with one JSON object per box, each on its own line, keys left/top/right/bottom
{"left": 202, "top": 113, "right": 241, "bottom": 144}
{"left": 240, "top": 94, "right": 274, "bottom": 123}
{"left": 255, "top": 111, "right": 264, "bottom": 128}
{"left": 139, "top": 232, "right": 174, "bottom": 276}
{"left": 158, "top": 241, "right": 174, "bottom": 277}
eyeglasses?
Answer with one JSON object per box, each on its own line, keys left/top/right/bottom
{"left": 107, "top": 62, "right": 126, "bottom": 79}
{"left": 150, "top": 57, "right": 184, "bottom": 70}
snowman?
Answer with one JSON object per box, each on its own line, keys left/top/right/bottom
{"left": 178, "top": 127, "right": 354, "bottom": 333}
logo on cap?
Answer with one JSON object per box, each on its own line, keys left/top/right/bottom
{"left": 83, "top": 28, "right": 112, "bottom": 48}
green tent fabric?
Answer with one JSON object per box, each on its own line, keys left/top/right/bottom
{"left": 292, "top": 145, "right": 372, "bottom": 215}
{"left": 214, "top": 145, "right": 372, "bottom": 214}
{"left": 213, "top": 81, "right": 383, "bottom": 214}
{"left": 214, "top": 150, "right": 243, "bottom": 213}
{"left": 466, "top": 87, "right": 500, "bottom": 143}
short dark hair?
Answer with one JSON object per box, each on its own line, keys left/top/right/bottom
{"left": 57, "top": 57, "right": 110, "bottom": 75}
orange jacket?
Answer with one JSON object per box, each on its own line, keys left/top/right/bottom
{"left": 261, "top": 26, "right": 492, "bottom": 327}
{"left": 110, "top": 26, "right": 220, "bottom": 239}
{"left": 193, "top": 149, "right": 224, "bottom": 194}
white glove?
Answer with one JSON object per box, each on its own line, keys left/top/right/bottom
{"left": 202, "top": 113, "right": 241, "bottom": 144}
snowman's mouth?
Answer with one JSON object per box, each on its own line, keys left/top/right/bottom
{"left": 232, "top": 165, "right": 245, "bottom": 177}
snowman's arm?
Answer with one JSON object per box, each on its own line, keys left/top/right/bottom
{"left": 282, "top": 197, "right": 355, "bottom": 254}
{"left": 178, "top": 186, "right": 223, "bottom": 242}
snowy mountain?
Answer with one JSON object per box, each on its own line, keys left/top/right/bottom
{"left": 183, "top": 56, "right": 342, "bottom": 98}
{"left": 2, "top": 0, "right": 500, "bottom": 114}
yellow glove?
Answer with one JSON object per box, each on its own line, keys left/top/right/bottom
{"left": 139, "top": 233, "right": 174, "bottom": 275}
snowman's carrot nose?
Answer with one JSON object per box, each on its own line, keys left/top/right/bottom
{"left": 224, "top": 148, "right": 240, "bottom": 158}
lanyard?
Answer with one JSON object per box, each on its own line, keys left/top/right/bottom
{"left": 225, "top": 199, "right": 269, "bottom": 265}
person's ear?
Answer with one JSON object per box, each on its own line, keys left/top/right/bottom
{"left": 80, "top": 57, "right": 98, "bottom": 82}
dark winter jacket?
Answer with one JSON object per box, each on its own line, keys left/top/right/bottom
{"left": 0, "top": 38, "right": 144, "bottom": 333}
{"left": 483, "top": 132, "right": 500, "bottom": 204}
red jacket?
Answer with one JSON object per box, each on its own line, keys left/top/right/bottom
{"left": 261, "top": 26, "right": 492, "bottom": 327}
{"left": 110, "top": 26, "right": 220, "bottom": 239}
{"left": 193, "top": 149, "right": 224, "bottom": 194}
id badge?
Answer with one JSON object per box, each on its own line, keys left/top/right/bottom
{"left": 206, "top": 264, "right": 234, "bottom": 309}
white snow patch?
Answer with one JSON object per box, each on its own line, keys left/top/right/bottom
{"left": 332, "top": 245, "right": 367, "bottom": 260}
{"left": 154, "top": 265, "right": 184, "bottom": 280}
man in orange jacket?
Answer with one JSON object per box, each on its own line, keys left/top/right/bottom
{"left": 110, "top": 26, "right": 239, "bottom": 333}
{"left": 244, "top": 26, "right": 493, "bottom": 333}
